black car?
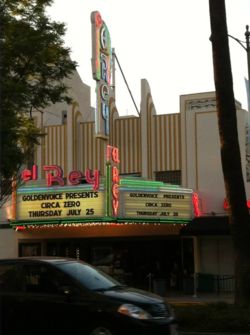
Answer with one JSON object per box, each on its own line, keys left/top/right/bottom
{"left": 0, "top": 257, "right": 178, "bottom": 335}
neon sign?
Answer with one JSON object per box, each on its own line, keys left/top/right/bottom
{"left": 91, "top": 11, "right": 111, "bottom": 137}
{"left": 21, "top": 165, "right": 100, "bottom": 190}
{"left": 223, "top": 198, "right": 250, "bottom": 209}
{"left": 192, "top": 193, "right": 201, "bottom": 217}
{"left": 106, "top": 145, "right": 120, "bottom": 216}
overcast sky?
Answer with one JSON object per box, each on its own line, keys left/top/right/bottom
{"left": 48, "top": 0, "right": 250, "bottom": 116}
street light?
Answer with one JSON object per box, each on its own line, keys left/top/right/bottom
{"left": 228, "top": 25, "right": 250, "bottom": 111}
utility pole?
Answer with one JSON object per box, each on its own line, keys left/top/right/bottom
{"left": 228, "top": 25, "right": 250, "bottom": 111}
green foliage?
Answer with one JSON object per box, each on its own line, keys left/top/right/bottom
{"left": 0, "top": 0, "right": 77, "bottom": 190}
{"left": 173, "top": 302, "right": 250, "bottom": 333}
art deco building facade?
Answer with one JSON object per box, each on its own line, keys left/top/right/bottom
{"left": 1, "top": 68, "right": 250, "bottom": 293}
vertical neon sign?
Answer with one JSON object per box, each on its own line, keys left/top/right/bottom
{"left": 91, "top": 11, "right": 111, "bottom": 138}
{"left": 106, "top": 145, "right": 120, "bottom": 217}
{"left": 192, "top": 193, "right": 201, "bottom": 217}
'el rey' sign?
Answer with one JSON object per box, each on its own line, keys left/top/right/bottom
{"left": 21, "top": 165, "right": 99, "bottom": 190}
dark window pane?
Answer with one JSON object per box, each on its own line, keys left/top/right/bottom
{"left": 0, "top": 264, "right": 22, "bottom": 292}
{"left": 56, "top": 261, "right": 119, "bottom": 291}
{"left": 23, "top": 264, "right": 67, "bottom": 294}
{"left": 155, "top": 171, "right": 181, "bottom": 185}
{"left": 19, "top": 243, "right": 41, "bottom": 257}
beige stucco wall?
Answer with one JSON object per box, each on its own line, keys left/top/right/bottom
{"left": 40, "top": 70, "right": 93, "bottom": 127}
{"left": 0, "top": 229, "right": 18, "bottom": 258}
{"left": 180, "top": 91, "right": 250, "bottom": 215}
{"left": 0, "top": 198, "right": 18, "bottom": 258}
{"left": 33, "top": 70, "right": 94, "bottom": 177}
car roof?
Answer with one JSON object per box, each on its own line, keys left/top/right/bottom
{"left": 0, "top": 257, "right": 82, "bottom": 264}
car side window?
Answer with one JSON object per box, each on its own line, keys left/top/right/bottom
{"left": 0, "top": 263, "right": 22, "bottom": 292}
{"left": 23, "top": 264, "right": 66, "bottom": 295}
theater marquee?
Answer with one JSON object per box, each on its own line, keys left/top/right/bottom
{"left": 16, "top": 188, "right": 105, "bottom": 221}
{"left": 12, "top": 146, "right": 195, "bottom": 228}
{"left": 118, "top": 181, "right": 194, "bottom": 222}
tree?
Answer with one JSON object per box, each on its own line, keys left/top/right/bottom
{"left": 0, "top": 0, "right": 77, "bottom": 201}
{"left": 209, "top": 0, "right": 250, "bottom": 306}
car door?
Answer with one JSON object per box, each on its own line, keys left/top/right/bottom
{"left": 21, "top": 261, "right": 83, "bottom": 334}
{"left": 0, "top": 261, "right": 24, "bottom": 335}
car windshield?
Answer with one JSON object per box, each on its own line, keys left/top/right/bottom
{"left": 56, "top": 261, "right": 121, "bottom": 291}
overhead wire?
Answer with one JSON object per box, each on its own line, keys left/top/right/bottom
{"left": 113, "top": 51, "right": 140, "bottom": 116}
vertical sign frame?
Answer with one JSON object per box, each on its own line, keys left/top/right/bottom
{"left": 91, "top": 11, "right": 112, "bottom": 138}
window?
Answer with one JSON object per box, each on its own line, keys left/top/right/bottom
{"left": 62, "top": 110, "right": 67, "bottom": 124}
{"left": 19, "top": 243, "right": 41, "bottom": 257}
{"left": 155, "top": 171, "right": 181, "bottom": 185}
{"left": 23, "top": 264, "right": 68, "bottom": 294}
{"left": 92, "top": 246, "right": 114, "bottom": 266}
{"left": 56, "top": 261, "right": 119, "bottom": 291}
{"left": 0, "top": 263, "right": 22, "bottom": 292}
